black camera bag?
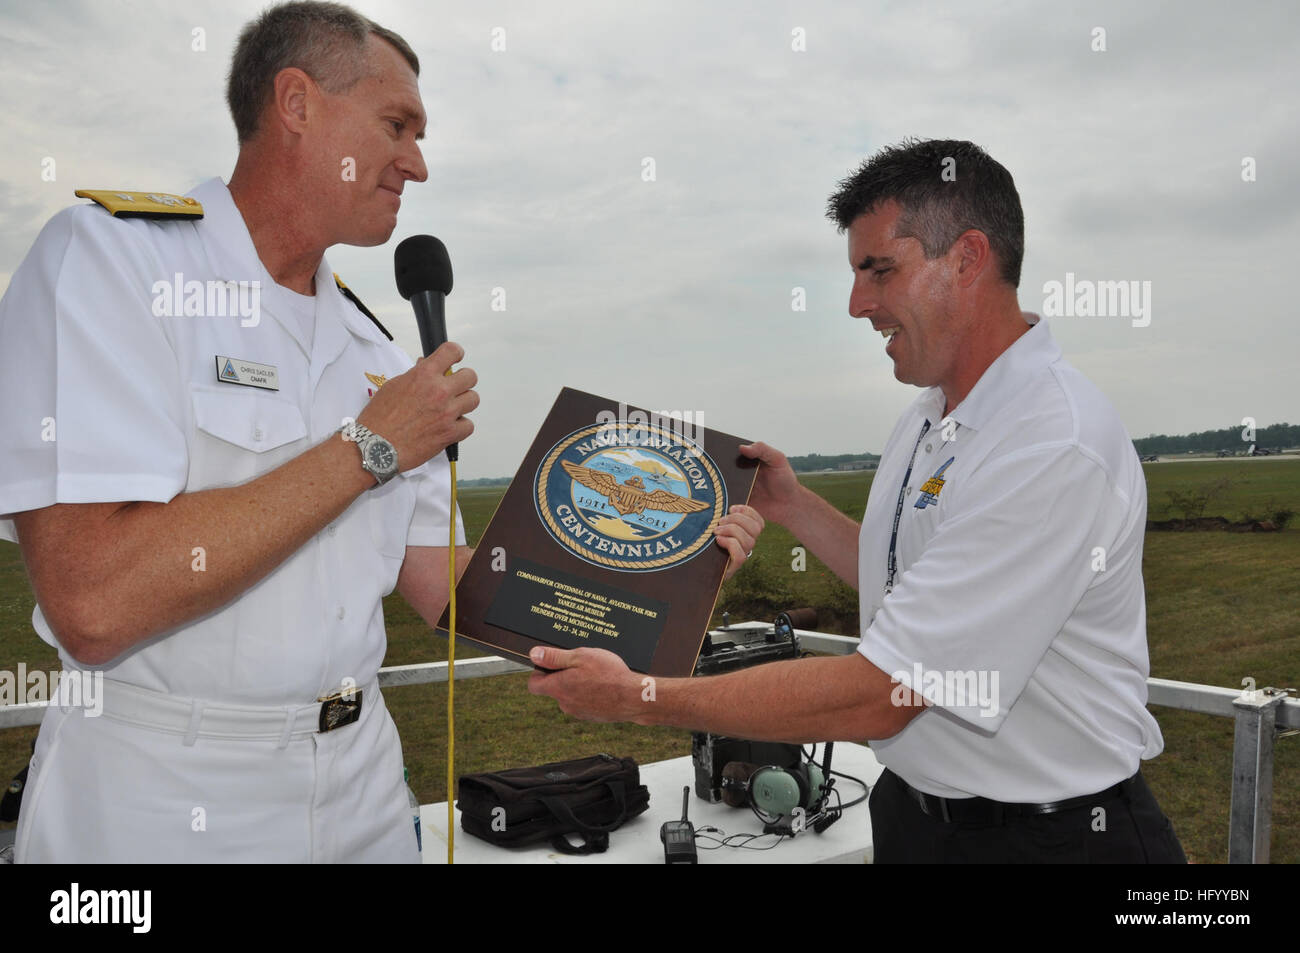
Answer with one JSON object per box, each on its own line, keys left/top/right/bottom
{"left": 457, "top": 753, "right": 650, "bottom": 854}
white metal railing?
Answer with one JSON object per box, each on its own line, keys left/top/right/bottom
{"left": 2, "top": 622, "right": 1295, "bottom": 863}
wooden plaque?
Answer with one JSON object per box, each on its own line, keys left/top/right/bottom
{"left": 437, "top": 388, "right": 757, "bottom": 677}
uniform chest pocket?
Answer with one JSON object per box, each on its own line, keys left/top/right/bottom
{"left": 188, "top": 384, "right": 309, "bottom": 489}
{"left": 368, "top": 474, "right": 415, "bottom": 561}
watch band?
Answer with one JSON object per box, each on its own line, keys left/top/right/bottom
{"left": 340, "top": 421, "right": 373, "bottom": 444}
{"left": 338, "top": 422, "right": 398, "bottom": 487}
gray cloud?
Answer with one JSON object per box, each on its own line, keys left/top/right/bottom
{"left": 0, "top": 0, "right": 1295, "bottom": 479}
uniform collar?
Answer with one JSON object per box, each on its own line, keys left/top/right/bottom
{"left": 186, "top": 178, "right": 383, "bottom": 360}
{"left": 923, "top": 315, "right": 1061, "bottom": 432}
{"left": 187, "top": 178, "right": 263, "bottom": 286}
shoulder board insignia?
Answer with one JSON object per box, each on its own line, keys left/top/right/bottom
{"left": 74, "top": 189, "right": 204, "bottom": 220}
{"left": 334, "top": 273, "right": 393, "bottom": 341}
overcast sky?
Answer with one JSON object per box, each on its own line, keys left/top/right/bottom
{"left": 1, "top": 0, "right": 1295, "bottom": 479}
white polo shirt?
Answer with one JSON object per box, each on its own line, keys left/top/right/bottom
{"left": 0, "top": 178, "right": 464, "bottom": 705}
{"left": 856, "top": 318, "right": 1164, "bottom": 802}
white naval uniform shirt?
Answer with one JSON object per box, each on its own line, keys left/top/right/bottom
{"left": 856, "top": 318, "right": 1163, "bottom": 803}
{"left": 0, "top": 178, "right": 465, "bottom": 705}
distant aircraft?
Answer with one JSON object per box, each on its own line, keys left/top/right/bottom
{"left": 1140, "top": 454, "right": 1159, "bottom": 462}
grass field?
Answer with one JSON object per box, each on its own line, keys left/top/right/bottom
{"left": 2, "top": 458, "right": 1298, "bottom": 863}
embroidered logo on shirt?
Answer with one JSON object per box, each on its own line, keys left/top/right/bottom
{"left": 914, "top": 457, "right": 955, "bottom": 509}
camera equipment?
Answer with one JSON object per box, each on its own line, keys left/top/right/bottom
{"left": 690, "top": 609, "right": 850, "bottom": 836}
{"left": 727, "top": 743, "right": 842, "bottom": 836}
{"left": 691, "top": 610, "right": 814, "bottom": 804}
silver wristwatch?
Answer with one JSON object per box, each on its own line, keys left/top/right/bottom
{"left": 339, "top": 422, "right": 399, "bottom": 486}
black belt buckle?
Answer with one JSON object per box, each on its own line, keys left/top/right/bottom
{"left": 318, "top": 688, "right": 363, "bottom": 733}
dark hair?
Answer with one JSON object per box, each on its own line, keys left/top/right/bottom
{"left": 826, "top": 138, "right": 1025, "bottom": 287}
{"left": 227, "top": 1, "right": 419, "bottom": 143}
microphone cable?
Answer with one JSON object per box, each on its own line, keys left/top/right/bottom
{"left": 447, "top": 454, "right": 457, "bottom": 865}
{"left": 394, "top": 234, "right": 458, "bottom": 864}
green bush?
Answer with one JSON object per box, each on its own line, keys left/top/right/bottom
{"left": 1240, "top": 497, "right": 1296, "bottom": 528}
{"left": 1166, "top": 477, "right": 1237, "bottom": 520}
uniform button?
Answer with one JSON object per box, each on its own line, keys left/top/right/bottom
{"left": 327, "top": 525, "right": 337, "bottom": 536}
{"left": 925, "top": 443, "right": 932, "bottom": 453}
{"left": 337, "top": 606, "right": 346, "bottom": 620}
{"left": 253, "top": 427, "right": 265, "bottom": 442}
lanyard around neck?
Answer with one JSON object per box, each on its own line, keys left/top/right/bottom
{"left": 885, "top": 418, "right": 931, "bottom": 596}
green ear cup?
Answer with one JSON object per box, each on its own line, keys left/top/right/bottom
{"left": 750, "top": 767, "right": 801, "bottom": 816}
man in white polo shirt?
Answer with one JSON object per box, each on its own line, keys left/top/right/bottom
{"left": 0, "top": 3, "right": 477, "bottom": 862}
{"left": 529, "top": 139, "right": 1186, "bottom": 863}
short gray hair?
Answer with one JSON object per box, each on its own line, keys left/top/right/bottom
{"left": 227, "top": 1, "right": 419, "bottom": 143}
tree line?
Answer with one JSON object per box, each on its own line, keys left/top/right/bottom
{"left": 1133, "top": 422, "right": 1298, "bottom": 455}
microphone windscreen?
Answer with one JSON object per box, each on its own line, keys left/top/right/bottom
{"left": 394, "top": 234, "right": 453, "bottom": 299}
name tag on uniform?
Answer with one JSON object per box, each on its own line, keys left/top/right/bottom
{"left": 215, "top": 355, "right": 279, "bottom": 391}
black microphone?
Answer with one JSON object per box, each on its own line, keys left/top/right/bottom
{"left": 394, "top": 235, "right": 458, "bottom": 461}
{"left": 395, "top": 234, "right": 453, "bottom": 355}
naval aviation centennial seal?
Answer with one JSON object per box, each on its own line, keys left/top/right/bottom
{"left": 535, "top": 422, "right": 727, "bottom": 572}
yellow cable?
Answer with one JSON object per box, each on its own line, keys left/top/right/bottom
{"left": 448, "top": 460, "right": 457, "bottom": 865}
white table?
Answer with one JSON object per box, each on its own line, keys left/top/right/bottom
{"left": 421, "top": 743, "right": 884, "bottom": 864}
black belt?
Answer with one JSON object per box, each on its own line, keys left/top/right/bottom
{"left": 896, "top": 771, "right": 1139, "bottom": 824}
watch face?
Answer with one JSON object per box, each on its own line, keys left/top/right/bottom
{"left": 366, "top": 440, "right": 397, "bottom": 474}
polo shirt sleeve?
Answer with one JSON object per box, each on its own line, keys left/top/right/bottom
{"left": 404, "top": 453, "right": 467, "bottom": 548}
{"left": 856, "top": 441, "right": 1125, "bottom": 731}
{"left": 0, "top": 207, "right": 189, "bottom": 542}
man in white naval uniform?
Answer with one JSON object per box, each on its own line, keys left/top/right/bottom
{"left": 0, "top": 1, "right": 764, "bottom": 863}
{"left": 528, "top": 139, "right": 1186, "bottom": 863}
{"left": 0, "top": 4, "right": 477, "bottom": 862}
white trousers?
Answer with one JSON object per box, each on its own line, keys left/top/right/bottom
{"left": 16, "top": 679, "right": 420, "bottom": 863}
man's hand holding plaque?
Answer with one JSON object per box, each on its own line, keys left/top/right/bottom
{"left": 713, "top": 504, "right": 765, "bottom": 582}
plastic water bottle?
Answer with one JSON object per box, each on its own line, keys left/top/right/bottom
{"left": 405, "top": 766, "right": 422, "bottom": 854}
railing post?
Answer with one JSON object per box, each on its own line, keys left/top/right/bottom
{"left": 1228, "top": 688, "right": 1286, "bottom": 863}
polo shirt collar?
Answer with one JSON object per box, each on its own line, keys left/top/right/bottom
{"left": 935, "top": 315, "right": 1061, "bottom": 432}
